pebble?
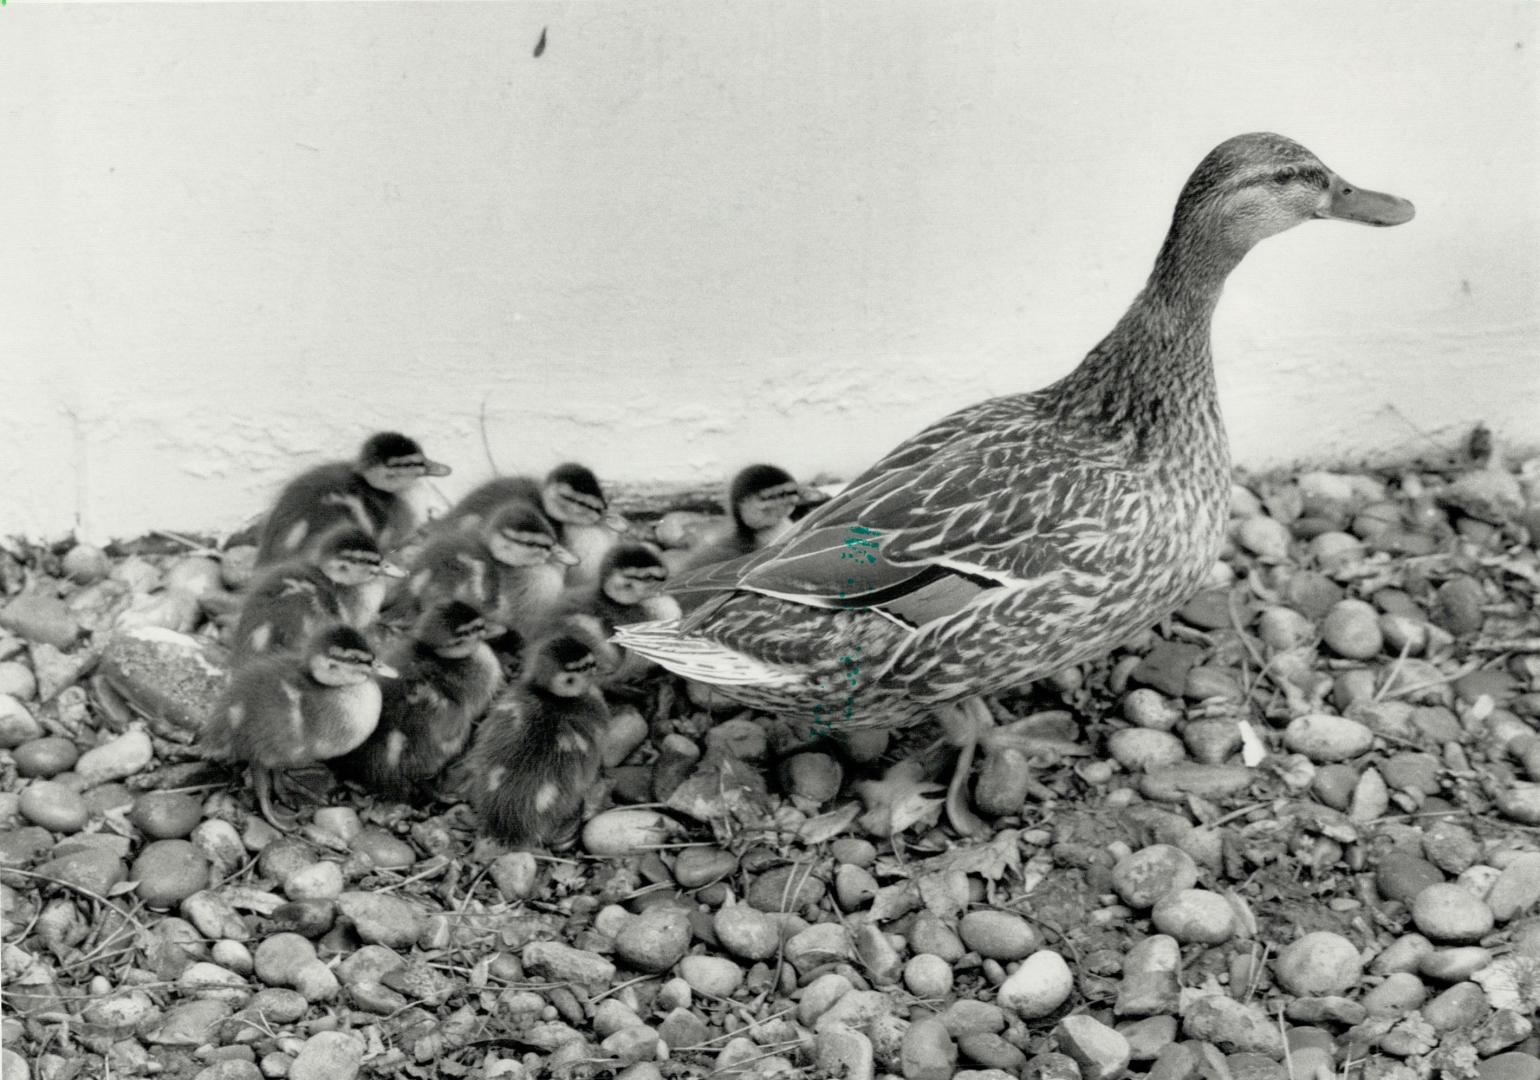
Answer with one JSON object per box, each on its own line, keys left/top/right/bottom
{"left": 1376, "top": 852, "right": 1445, "bottom": 904}
{"left": 13, "top": 737, "right": 79, "bottom": 778}
{"left": 997, "top": 949, "right": 1073, "bottom": 1019}
{"left": 855, "top": 923, "right": 902, "bottom": 986}
{"left": 615, "top": 907, "right": 692, "bottom": 973}
{"left": 902, "top": 1017, "right": 958, "bottom": 1080}
{"left": 133, "top": 839, "right": 210, "bottom": 907}
{"left": 522, "top": 941, "right": 616, "bottom": 989}
{"left": 1116, "top": 934, "right": 1181, "bottom": 1017}
{"left": 1133, "top": 641, "right": 1203, "bottom": 697}
{"left": 1236, "top": 516, "right": 1291, "bottom": 560}
{"left": 786, "top": 922, "right": 851, "bottom": 970}
{"left": 713, "top": 903, "right": 780, "bottom": 961}
{"left": 747, "top": 864, "right": 827, "bottom": 912}
{"left": 910, "top": 911, "right": 966, "bottom": 962}
{"left": 288, "top": 1031, "right": 364, "bottom": 1080}
{"left": 1112, "top": 845, "right": 1199, "bottom": 909}
{"left": 1180, "top": 996, "right": 1284, "bottom": 1056}
{"left": 1118, "top": 1015, "right": 1178, "bottom": 1060}
{"left": 1413, "top": 883, "right": 1496, "bottom": 942}
{"left": 130, "top": 792, "right": 204, "bottom": 839}
{"left": 676, "top": 954, "right": 744, "bottom": 998}
{"left": 673, "top": 846, "right": 736, "bottom": 888}
{"left": 583, "top": 809, "right": 681, "bottom": 856}
{"left": 284, "top": 862, "right": 344, "bottom": 902}
{"left": 254, "top": 933, "right": 318, "bottom": 988}
{"left": 33, "top": 847, "right": 127, "bottom": 896}
{"left": 1057, "top": 1015, "right": 1132, "bottom": 1080}
{"left": 0, "top": 592, "right": 80, "bottom": 648}
{"left": 1436, "top": 576, "right": 1487, "bottom": 636}
{"left": 0, "top": 660, "right": 37, "bottom": 701}
{"left": 1478, "top": 1054, "right": 1540, "bottom": 1080}
{"left": 905, "top": 953, "right": 954, "bottom": 998}
{"left": 1497, "top": 787, "right": 1540, "bottom": 826}
{"left": 191, "top": 818, "right": 246, "bottom": 879}
{"left": 19, "top": 780, "right": 90, "bottom": 833}
{"left": 939, "top": 1000, "right": 1008, "bottom": 1037}
{"left": 180, "top": 961, "right": 252, "bottom": 1005}
{"left": 183, "top": 890, "right": 249, "bottom": 941}
{"left": 1423, "top": 981, "right": 1491, "bottom": 1031}
{"left": 1363, "top": 971, "right": 1428, "bottom": 1016}
{"left": 144, "top": 999, "right": 231, "bottom": 1046}
{"left": 350, "top": 827, "right": 413, "bottom": 869}
{"left": 1124, "top": 689, "right": 1182, "bottom": 731}
{"left": 1257, "top": 607, "right": 1314, "bottom": 651}
{"left": 336, "top": 891, "right": 424, "bottom": 948}
{"left": 1371, "top": 933, "right": 1435, "bottom": 975}
{"left": 799, "top": 973, "right": 854, "bottom": 1026}
{"left": 1140, "top": 764, "right": 1254, "bottom": 802}
{"left": 816, "top": 1025, "right": 874, "bottom": 1080}
{"left": 0, "top": 694, "right": 43, "bottom": 748}
{"left": 490, "top": 851, "right": 540, "bottom": 900}
{"left": 1108, "top": 729, "right": 1186, "bottom": 772}
{"left": 194, "top": 1064, "right": 262, "bottom": 1080}
{"left": 1419, "top": 946, "right": 1491, "bottom": 981}
{"left": 975, "top": 747, "right": 1033, "bottom": 814}
{"left": 75, "top": 728, "right": 155, "bottom": 786}
{"left": 0, "top": 1050, "right": 24, "bottom": 1080}
{"left": 1487, "top": 853, "right": 1540, "bottom": 923}
{"left": 959, "top": 1033, "right": 1027, "bottom": 1072}
{"left": 602, "top": 1025, "right": 662, "bottom": 1065}
{"left": 1283, "top": 714, "right": 1373, "bottom": 763}
{"left": 1150, "top": 889, "right": 1235, "bottom": 944}
{"left": 835, "top": 862, "right": 880, "bottom": 910}
{"left": 815, "top": 990, "right": 891, "bottom": 1034}
{"left": 1273, "top": 932, "right": 1362, "bottom": 995}
{"left": 1322, "top": 600, "right": 1383, "bottom": 659}
{"left": 96, "top": 628, "right": 229, "bottom": 737}
{"left": 959, "top": 910, "right": 1039, "bottom": 960}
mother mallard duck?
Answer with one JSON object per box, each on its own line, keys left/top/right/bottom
{"left": 616, "top": 133, "right": 1414, "bottom": 833}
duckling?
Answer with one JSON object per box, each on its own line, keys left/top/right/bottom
{"left": 198, "top": 624, "right": 398, "bottom": 829}
{"left": 230, "top": 527, "right": 406, "bottom": 662}
{"left": 256, "top": 432, "right": 451, "bottom": 566}
{"left": 674, "top": 464, "right": 813, "bottom": 574}
{"left": 464, "top": 633, "right": 610, "bottom": 847}
{"left": 334, "top": 599, "right": 504, "bottom": 800}
{"left": 401, "top": 501, "right": 579, "bottom": 638}
{"left": 557, "top": 543, "right": 680, "bottom": 687}
{"left": 443, "top": 464, "right": 628, "bottom": 586}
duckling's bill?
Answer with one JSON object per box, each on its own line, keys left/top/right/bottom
{"left": 1317, "top": 174, "right": 1414, "bottom": 227}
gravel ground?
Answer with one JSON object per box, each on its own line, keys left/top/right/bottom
{"left": 3, "top": 438, "right": 1540, "bottom": 1080}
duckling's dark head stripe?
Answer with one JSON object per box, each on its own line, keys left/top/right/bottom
{"left": 363, "top": 432, "right": 426, "bottom": 465}
{"left": 548, "top": 462, "right": 607, "bottom": 503}
{"left": 320, "top": 527, "right": 380, "bottom": 558}
{"left": 491, "top": 502, "right": 557, "bottom": 537}
{"left": 601, "top": 542, "right": 667, "bottom": 576}
{"left": 731, "top": 464, "right": 797, "bottom": 504}
{"left": 542, "top": 634, "right": 596, "bottom": 670}
{"left": 331, "top": 647, "right": 376, "bottom": 664}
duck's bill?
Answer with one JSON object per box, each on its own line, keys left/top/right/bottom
{"left": 603, "top": 511, "right": 630, "bottom": 532}
{"left": 423, "top": 460, "right": 452, "bottom": 478}
{"left": 1317, "top": 175, "right": 1415, "bottom": 227}
{"left": 372, "top": 661, "right": 401, "bottom": 679}
{"left": 377, "top": 561, "right": 408, "bottom": 579}
{"left": 481, "top": 621, "right": 509, "bottom": 639}
{"left": 551, "top": 545, "right": 581, "bottom": 566}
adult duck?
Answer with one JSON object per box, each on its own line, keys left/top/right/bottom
{"left": 615, "top": 133, "right": 1413, "bottom": 833}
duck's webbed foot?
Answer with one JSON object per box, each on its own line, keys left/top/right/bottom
{"left": 252, "top": 766, "right": 301, "bottom": 831}
{"left": 940, "top": 697, "right": 996, "bottom": 837}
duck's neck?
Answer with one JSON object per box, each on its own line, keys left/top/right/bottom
{"left": 1051, "top": 225, "right": 1243, "bottom": 455}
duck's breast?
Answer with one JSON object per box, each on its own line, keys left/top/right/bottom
{"left": 306, "top": 680, "right": 385, "bottom": 760}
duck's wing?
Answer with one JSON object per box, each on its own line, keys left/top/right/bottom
{"left": 678, "top": 423, "right": 1134, "bottom": 632}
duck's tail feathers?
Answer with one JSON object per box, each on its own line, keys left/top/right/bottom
{"left": 611, "top": 619, "right": 801, "bottom": 688}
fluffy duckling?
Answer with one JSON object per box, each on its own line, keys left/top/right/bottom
{"left": 230, "top": 527, "right": 405, "bottom": 662}
{"left": 464, "top": 633, "right": 610, "bottom": 847}
{"left": 256, "top": 432, "right": 451, "bottom": 566}
{"left": 403, "top": 501, "right": 578, "bottom": 637}
{"left": 199, "top": 624, "right": 398, "bottom": 829}
{"left": 444, "top": 464, "right": 628, "bottom": 587}
{"left": 557, "top": 543, "right": 680, "bottom": 687}
{"left": 334, "top": 599, "right": 504, "bottom": 800}
{"left": 676, "top": 464, "right": 812, "bottom": 573}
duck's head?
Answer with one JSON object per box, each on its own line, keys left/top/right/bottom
{"left": 728, "top": 464, "right": 811, "bottom": 533}
{"left": 414, "top": 599, "right": 506, "bottom": 658}
{"left": 542, "top": 463, "right": 629, "bottom": 532}
{"left": 524, "top": 633, "right": 599, "bottom": 698}
{"left": 485, "top": 502, "right": 579, "bottom": 568}
{"left": 358, "top": 432, "right": 452, "bottom": 494}
{"left": 1167, "top": 133, "right": 1414, "bottom": 264}
{"left": 316, "top": 527, "right": 406, "bottom": 587}
{"left": 305, "top": 624, "right": 399, "bottom": 686}
{"left": 598, "top": 543, "right": 669, "bottom": 606}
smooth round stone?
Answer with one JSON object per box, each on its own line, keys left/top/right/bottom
{"left": 0, "top": 661, "right": 38, "bottom": 701}
{"left": 904, "top": 954, "right": 954, "bottom": 998}
{"left": 674, "top": 846, "right": 736, "bottom": 888}
{"left": 1312, "top": 764, "right": 1357, "bottom": 811}
{"left": 1322, "top": 600, "right": 1384, "bottom": 660}
{"left": 350, "top": 827, "right": 413, "bottom": 869}
{"left": 1112, "top": 845, "right": 1200, "bottom": 909}
{"left": 13, "top": 737, "right": 79, "bottom": 778}
{"left": 284, "top": 861, "right": 344, "bottom": 902}
{"left": 1381, "top": 753, "right": 1441, "bottom": 796}
{"left": 83, "top": 783, "right": 135, "bottom": 817}
{"left": 1274, "top": 932, "right": 1362, "bottom": 995}
{"left": 747, "top": 865, "right": 827, "bottom": 912}
{"left": 1370, "top": 934, "right": 1435, "bottom": 976}
{"left": 615, "top": 908, "right": 692, "bottom": 973}
{"left": 713, "top": 904, "right": 779, "bottom": 962}
{"left": 1412, "top": 884, "right": 1496, "bottom": 943}
{"left": 959, "top": 910, "right": 1039, "bottom": 961}
{"left": 1363, "top": 971, "right": 1427, "bottom": 1017}
{"left": 33, "top": 848, "right": 126, "bottom": 896}
{"left": 1236, "top": 516, "right": 1291, "bottom": 560}
{"left": 1257, "top": 607, "right": 1314, "bottom": 652}
{"left": 254, "top": 933, "right": 318, "bottom": 988}
{"left": 901, "top": 1017, "right": 958, "bottom": 1080}
{"left": 1418, "top": 947, "right": 1491, "bottom": 982}
{"left": 677, "top": 955, "right": 744, "bottom": 998}
{"left": 830, "top": 838, "right": 877, "bottom": 868}
{"left": 311, "top": 807, "right": 362, "bottom": 844}
{"left": 130, "top": 792, "right": 205, "bottom": 839}
{"left": 997, "top": 950, "right": 1073, "bottom": 1019}
{"left": 910, "top": 912, "right": 966, "bottom": 963}
{"left": 1150, "top": 889, "right": 1235, "bottom": 944}
{"left": 1423, "top": 981, "right": 1491, "bottom": 1032}
{"left": 1124, "top": 689, "right": 1182, "bottom": 732}
{"left": 0, "top": 693, "right": 43, "bottom": 748}
{"left": 133, "top": 839, "right": 211, "bottom": 907}
{"left": 1497, "top": 788, "right": 1540, "bottom": 826}
{"left": 1109, "top": 729, "right": 1186, "bottom": 773}
{"left": 1477, "top": 1053, "right": 1540, "bottom": 1080}
{"left": 257, "top": 836, "right": 318, "bottom": 882}
{"left": 1283, "top": 714, "right": 1373, "bottom": 763}
{"left": 19, "top": 780, "right": 90, "bottom": 833}
{"left": 1376, "top": 853, "right": 1445, "bottom": 904}
{"left": 336, "top": 892, "right": 424, "bottom": 948}
{"left": 959, "top": 1032, "right": 1028, "bottom": 1072}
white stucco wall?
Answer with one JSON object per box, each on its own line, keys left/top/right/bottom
{"left": 2, "top": 1, "right": 1536, "bottom": 542}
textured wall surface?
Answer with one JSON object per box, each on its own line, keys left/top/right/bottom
{"left": 2, "top": 1, "right": 1536, "bottom": 541}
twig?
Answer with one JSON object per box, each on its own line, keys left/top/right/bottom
{"left": 4, "top": 868, "right": 154, "bottom": 938}
{"left": 704, "top": 1039, "right": 804, "bottom": 1074}
{"left": 479, "top": 394, "right": 501, "bottom": 475}
{"left": 1372, "top": 640, "right": 1415, "bottom": 703}
{"left": 589, "top": 973, "right": 656, "bottom": 1006}
{"left": 150, "top": 529, "right": 221, "bottom": 557}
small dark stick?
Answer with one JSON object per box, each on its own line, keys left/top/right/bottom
{"left": 534, "top": 27, "right": 547, "bottom": 57}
